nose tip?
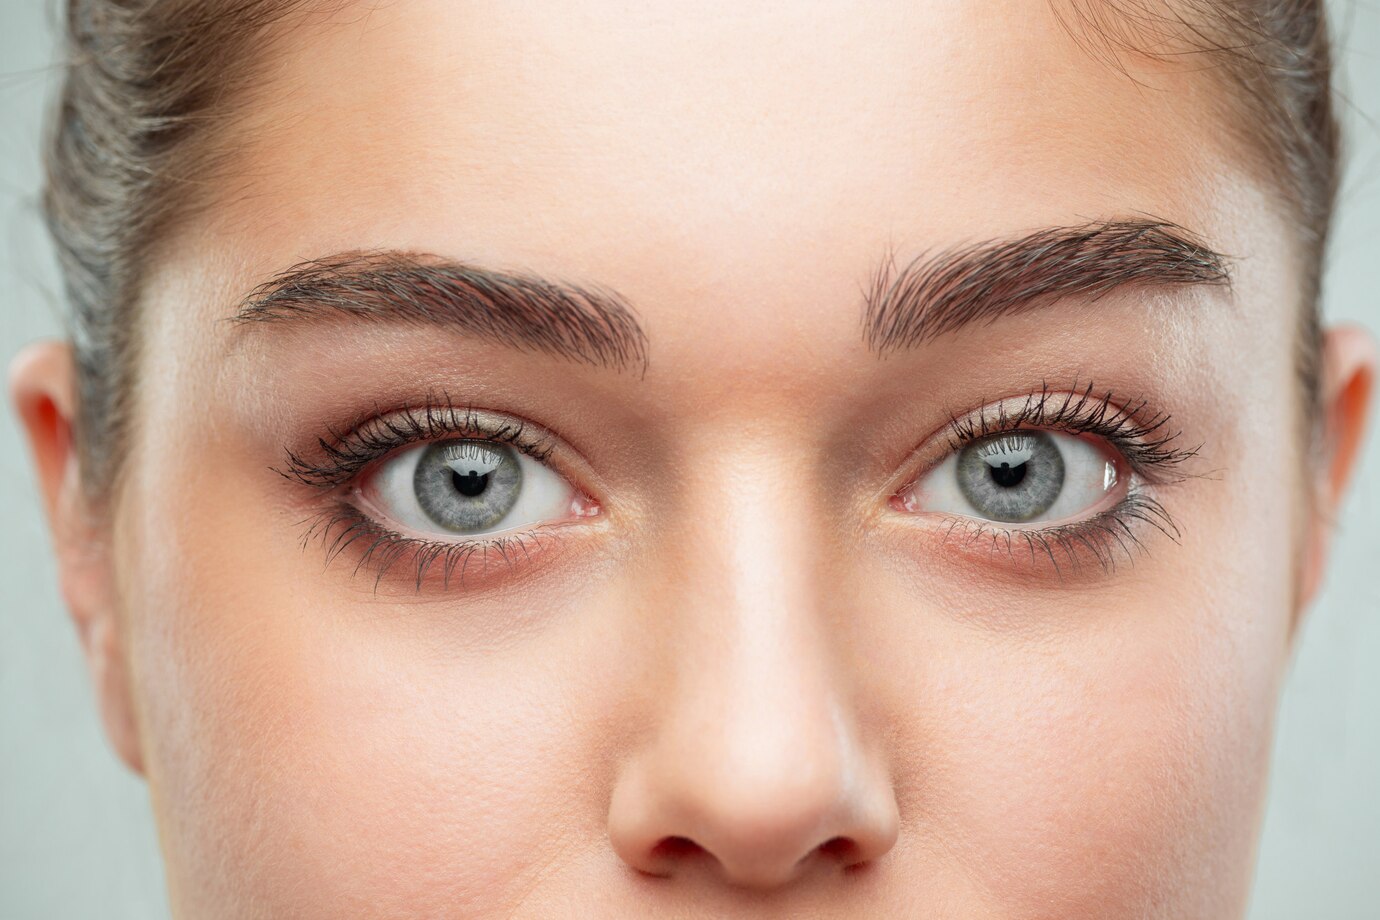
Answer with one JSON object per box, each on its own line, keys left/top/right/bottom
{"left": 608, "top": 742, "right": 899, "bottom": 889}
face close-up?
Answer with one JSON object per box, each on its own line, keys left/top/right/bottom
{"left": 9, "top": 1, "right": 1377, "bottom": 918}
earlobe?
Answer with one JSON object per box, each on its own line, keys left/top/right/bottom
{"left": 1297, "top": 324, "right": 1378, "bottom": 617}
{"left": 9, "top": 341, "right": 145, "bottom": 776}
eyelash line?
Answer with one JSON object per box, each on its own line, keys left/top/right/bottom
{"left": 943, "top": 379, "right": 1200, "bottom": 480}
{"left": 277, "top": 391, "right": 580, "bottom": 592}
{"left": 932, "top": 491, "right": 1180, "bottom": 578}
{"left": 923, "top": 379, "right": 1199, "bottom": 576}
{"left": 299, "top": 502, "right": 554, "bottom": 593}
{"left": 285, "top": 382, "right": 1197, "bottom": 587}
{"left": 275, "top": 391, "right": 558, "bottom": 490}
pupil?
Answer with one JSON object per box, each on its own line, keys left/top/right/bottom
{"left": 988, "top": 460, "right": 1027, "bottom": 488}
{"left": 451, "top": 468, "right": 489, "bottom": 497}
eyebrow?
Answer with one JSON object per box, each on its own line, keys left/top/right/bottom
{"left": 232, "top": 250, "right": 649, "bottom": 376}
{"left": 862, "top": 218, "right": 1230, "bottom": 355}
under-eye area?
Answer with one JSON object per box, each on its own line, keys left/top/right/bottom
{"left": 891, "top": 382, "right": 1201, "bottom": 575}
{"left": 295, "top": 502, "right": 579, "bottom": 593}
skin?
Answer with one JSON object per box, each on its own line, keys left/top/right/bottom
{"left": 9, "top": 1, "right": 1378, "bottom": 917}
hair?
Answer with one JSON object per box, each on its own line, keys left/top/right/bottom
{"left": 1052, "top": 0, "right": 1339, "bottom": 429}
{"left": 44, "top": 0, "right": 1341, "bottom": 495}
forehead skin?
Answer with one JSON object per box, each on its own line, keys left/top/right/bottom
{"left": 123, "top": 1, "right": 1301, "bottom": 918}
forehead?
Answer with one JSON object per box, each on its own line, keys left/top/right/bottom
{"left": 205, "top": 0, "right": 1256, "bottom": 288}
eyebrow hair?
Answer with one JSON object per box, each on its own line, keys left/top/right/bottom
{"left": 862, "top": 218, "right": 1231, "bottom": 355}
{"left": 233, "top": 250, "right": 649, "bottom": 376}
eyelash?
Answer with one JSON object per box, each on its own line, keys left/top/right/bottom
{"left": 279, "top": 394, "right": 557, "bottom": 489}
{"left": 917, "top": 381, "right": 1200, "bottom": 576}
{"left": 303, "top": 507, "right": 555, "bottom": 593}
{"left": 278, "top": 393, "right": 579, "bottom": 591}
{"left": 282, "top": 382, "right": 1197, "bottom": 588}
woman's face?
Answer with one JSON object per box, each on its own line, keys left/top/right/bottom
{"left": 81, "top": 1, "right": 1321, "bottom": 917}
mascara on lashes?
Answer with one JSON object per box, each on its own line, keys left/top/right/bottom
{"left": 918, "top": 380, "right": 1199, "bottom": 574}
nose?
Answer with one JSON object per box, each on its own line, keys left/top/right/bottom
{"left": 606, "top": 466, "right": 899, "bottom": 889}
{"left": 608, "top": 695, "right": 899, "bottom": 889}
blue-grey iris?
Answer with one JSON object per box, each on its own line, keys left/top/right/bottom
{"left": 413, "top": 439, "right": 522, "bottom": 532}
{"left": 956, "top": 431, "right": 1065, "bottom": 522}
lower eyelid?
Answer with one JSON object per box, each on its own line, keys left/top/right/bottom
{"left": 352, "top": 470, "right": 599, "bottom": 543}
{"left": 894, "top": 488, "right": 1181, "bottom": 578}
{"left": 299, "top": 502, "right": 591, "bottom": 594}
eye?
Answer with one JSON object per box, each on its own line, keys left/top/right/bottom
{"left": 902, "top": 430, "right": 1123, "bottom": 524}
{"left": 359, "top": 438, "right": 580, "bottom": 538}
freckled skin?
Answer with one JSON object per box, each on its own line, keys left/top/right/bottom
{"left": 10, "top": 1, "right": 1377, "bottom": 918}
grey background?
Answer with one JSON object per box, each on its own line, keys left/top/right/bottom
{"left": 1, "top": 1, "right": 1377, "bottom": 917}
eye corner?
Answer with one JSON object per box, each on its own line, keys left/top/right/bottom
{"left": 888, "top": 481, "right": 924, "bottom": 514}
{"left": 571, "top": 491, "right": 602, "bottom": 518}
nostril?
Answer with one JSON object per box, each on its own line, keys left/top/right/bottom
{"left": 650, "top": 835, "right": 705, "bottom": 864}
{"left": 649, "top": 833, "right": 862, "bottom": 886}
{"left": 816, "top": 836, "right": 862, "bottom": 865}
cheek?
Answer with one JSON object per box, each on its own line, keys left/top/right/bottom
{"left": 872, "top": 579, "right": 1280, "bottom": 915}
{"left": 114, "top": 450, "right": 612, "bottom": 919}
{"left": 865, "top": 503, "right": 1295, "bottom": 917}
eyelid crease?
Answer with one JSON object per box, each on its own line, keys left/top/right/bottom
{"left": 274, "top": 391, "right": 560, "bottom": 491}
{"left": 940, "top": 379, "right": 1201, "bottom": 482}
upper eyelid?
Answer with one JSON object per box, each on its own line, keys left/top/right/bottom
{"left": 942, "top": 385, "right": 1198, "bottom": 476}
{"left": 275, "top": 401, "right": 569, "bottom": 491}
{"left": 875, "top": 384, "right": 1195, "bottom": 506}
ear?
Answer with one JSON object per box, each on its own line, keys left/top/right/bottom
{"left": 9, "top": 341, "right": 145, "bottom": 775}
{"left": 1297, "top": 324, "right": 1378, "bottom": 621}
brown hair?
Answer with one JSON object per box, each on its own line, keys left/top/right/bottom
{"left": 45, "top": 0, "right": 310, "bottom": 495}
{"left": 1053, "top": 0, "right": 1339, "bottom": 413}
{"left": 44, "top": 0, "right": 1340, "bottom": 494}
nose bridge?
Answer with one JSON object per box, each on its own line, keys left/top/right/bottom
{"left": 672, "top": 457, "right": 843, "bottom": 794}
{"left": 665, "top": 439, "right": 838, "bottom": 735}
{"left": 693, "top": 463, "right": 839, "bottom": 761}
{"left": 608, "top": 441, "right": 898, "bottom": 887}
